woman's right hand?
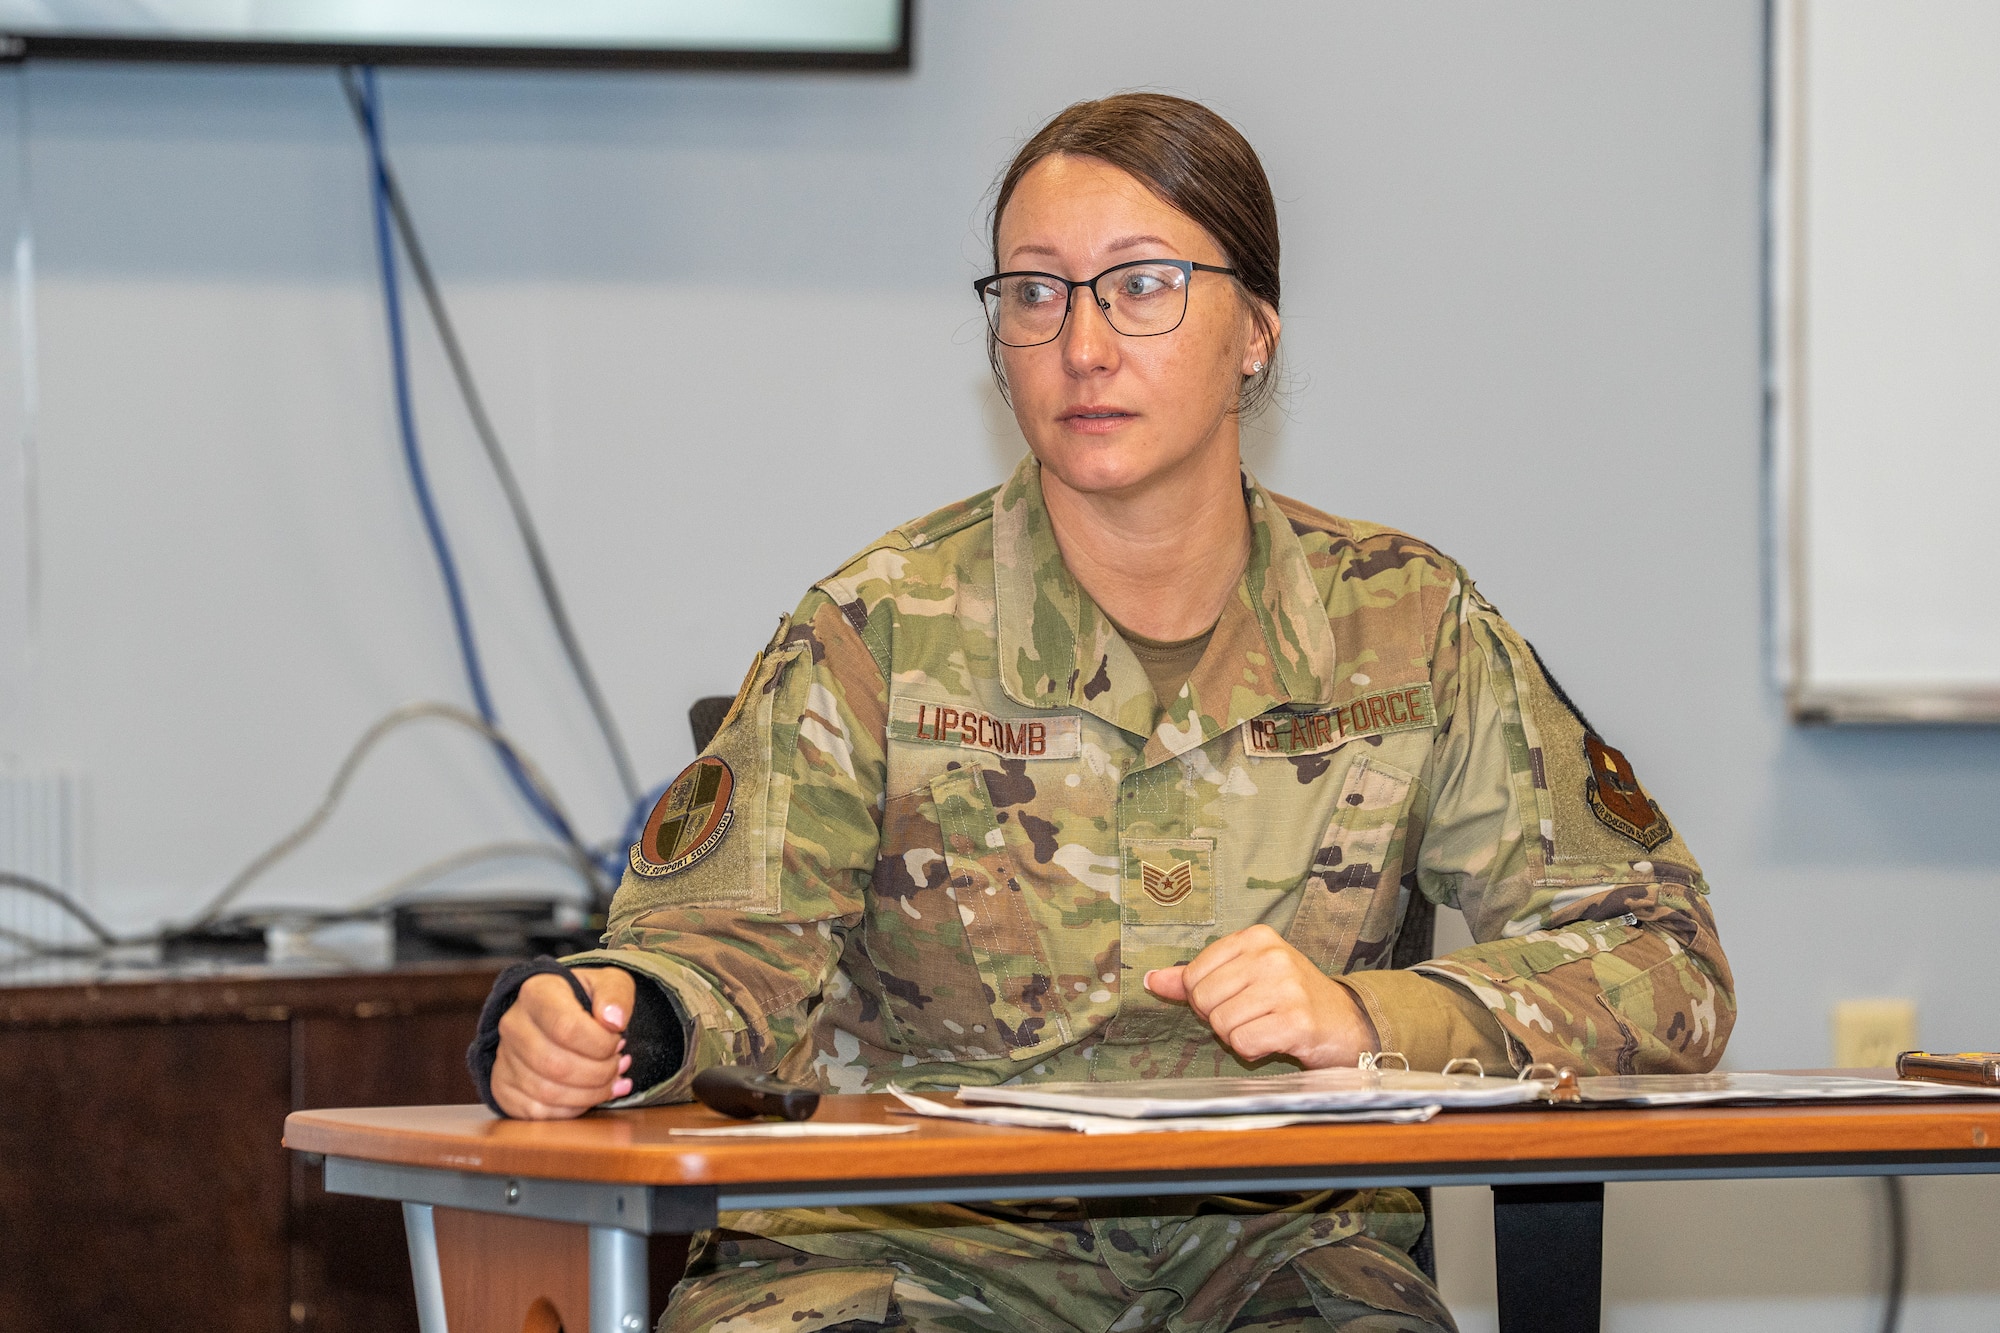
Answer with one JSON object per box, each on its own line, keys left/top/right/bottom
{"left": 490, "top": 965, "right": 638, "bottom": 1120}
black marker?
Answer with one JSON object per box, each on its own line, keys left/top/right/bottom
{"left": 692, "top": 1066, "right": 821, "bottom": 1121}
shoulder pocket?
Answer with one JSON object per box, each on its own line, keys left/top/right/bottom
{"left": 607, "top": 628, "right": 805, "bottom": 930}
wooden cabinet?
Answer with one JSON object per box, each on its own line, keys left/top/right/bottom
{"left": 0, "top": 962, "right": 503, "bottom": 1333}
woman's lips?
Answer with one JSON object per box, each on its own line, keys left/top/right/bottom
{"left": 1060, "top": 406, "right": 1136, "bottom": 434}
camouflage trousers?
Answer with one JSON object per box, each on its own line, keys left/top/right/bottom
{"left": 658, "top": 1191, "right": 1455, "bottom": 1333}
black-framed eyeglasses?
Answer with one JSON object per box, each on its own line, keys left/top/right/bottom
{"left": 972, "top": 258, "right": 1239, "bottom": 348}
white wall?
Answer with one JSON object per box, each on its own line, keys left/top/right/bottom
{"left": 2, "top": 2, "right": 1996, "bottom": 1327}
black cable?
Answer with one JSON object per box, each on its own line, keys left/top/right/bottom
{"left": 1880, "top": 1175, "right": 1907, "bottom": 1333}
{"left": 335, "top": 67, "right": 643, "bottom": 812}
{"left": 0, "top": 870, "right": 119, "bottom": 946}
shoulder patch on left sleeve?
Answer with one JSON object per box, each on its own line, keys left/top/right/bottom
{"left": 1583, "top": 732, "right": 1672, "bottom": 850}
{"left": 1513, "top": 634, "right": 1681, "bottom": 861}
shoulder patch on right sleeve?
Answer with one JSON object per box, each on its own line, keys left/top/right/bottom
{"left": 631, "top": 756, "right": 735, "bottom": 878}
{"left": 609, "top": 629, "right": 807, "bottom": 929}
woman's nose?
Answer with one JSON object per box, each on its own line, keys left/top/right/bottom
{"left": 1061, "top": 286, "right": 1118, "bottom": 374}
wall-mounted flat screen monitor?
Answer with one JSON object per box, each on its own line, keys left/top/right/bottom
{"left": 0, "top": 0, "right": 912, "bottom": 70}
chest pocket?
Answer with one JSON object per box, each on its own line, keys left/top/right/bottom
{"left": 922, "top": 766, "right": 1072, "bottom": 1058}
{"left": 1282, "top": 755, "right": 1422, "bottom": 977}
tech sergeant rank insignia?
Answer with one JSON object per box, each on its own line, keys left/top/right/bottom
{"left": 1139, "top": 860, "right": 1195, "bottom": 907}
{"left": 631, "top": 755, "right": 735, "bottom": 877}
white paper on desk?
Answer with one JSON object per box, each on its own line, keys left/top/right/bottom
{"left": 887, "top": 1086, "right": 1440, "bottom": 1134}
{"left": 953, "top": 1068, "right": 1546, "bottom": 1119}
{"left": 1576, "top": 1072, "right": 2000, "bottom": 1106}
{"left": 666, "top": 1122, "right": 917, "bottom": 1138}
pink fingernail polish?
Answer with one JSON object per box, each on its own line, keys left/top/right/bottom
{"left": 602, "top": 1004, "right": 627, "bottom": 1029}
{"left": 612, "top": 1078, "right": 633, "bottom": 1097}
{"left": 619, "top": 1054, "right": 632, "bottom": 1073}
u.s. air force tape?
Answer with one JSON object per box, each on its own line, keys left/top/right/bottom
{"left": 631, "top": 755, "right": 734, "bottom": 878}
{"left": 1240, "top": 683, "right": 1436, "bottom": 757}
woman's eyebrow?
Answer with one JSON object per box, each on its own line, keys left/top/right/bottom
{"left": 1102, "top": 233, "right": 1173, "bottom": 253}
{"left": 1004, "top": 234, "right": 1178, "bottom": 265}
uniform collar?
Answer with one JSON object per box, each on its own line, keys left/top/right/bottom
{"left": 993, "top": 456, "right": 1338, "bottom": 764}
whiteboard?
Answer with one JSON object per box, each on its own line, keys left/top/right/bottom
{"left": 1773, "top": 0, "right": 2000, "bottom": 723}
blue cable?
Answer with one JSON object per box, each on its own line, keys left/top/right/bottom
{"left": 353, "top": 68, "right": 589, "bottom": 857}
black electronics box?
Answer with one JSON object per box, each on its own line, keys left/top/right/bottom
{"left": 392, "top": 897, "right": 603, "bottom": 963}
{"left": 160, "top": 921, "right": 270, "bottom": 965}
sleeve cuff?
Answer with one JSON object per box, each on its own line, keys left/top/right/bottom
{"left": 561, "top": 947, "right": 751, "bottom": 1106}
{"left": 1335, "top": 968, "right": 1515, "bottom": 1074}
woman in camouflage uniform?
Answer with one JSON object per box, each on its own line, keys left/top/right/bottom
{"left": 476, "top": 94, "right": 1735, "bottom": 1332}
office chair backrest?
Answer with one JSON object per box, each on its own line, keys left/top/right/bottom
{"left": 1387, "top": 884, "right": 1440, "bottom": 1282}
{"left": 1389, "top": 885, "right": 1436, "bottom": 972}
{"left": 689, "top": 696, "right": 735, "bottom": 754}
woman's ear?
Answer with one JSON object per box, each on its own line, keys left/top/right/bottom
{"left": 1243, "top": 304, "right": 1280, "bottom": 376}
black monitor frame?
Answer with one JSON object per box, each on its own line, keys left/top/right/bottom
{"left": 0, "top": 0, "right": 912, "bottom": 72}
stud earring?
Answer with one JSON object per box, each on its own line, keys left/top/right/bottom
{"left": 1250, "top": 361, "right": 1264, "bottom": 374}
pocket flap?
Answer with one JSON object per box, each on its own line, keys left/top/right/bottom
{"left": 929, "top": 767, "right": 1071, "bottom": 1056}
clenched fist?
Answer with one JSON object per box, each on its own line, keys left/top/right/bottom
{"left": 1144, "top": 925, "right": 1378, "bottom": 1068}
{"left": 491, "top": 966, "right": 637, "bottom": 1120}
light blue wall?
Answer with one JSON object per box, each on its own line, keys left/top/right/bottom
{"left": 3, "top": 3, "right": 1996, "bottom": 1326}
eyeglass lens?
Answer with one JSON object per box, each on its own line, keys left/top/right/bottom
{"left": 982, "top": 262, "right": 1191, "bottom": 347}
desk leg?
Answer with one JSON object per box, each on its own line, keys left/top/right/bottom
{"left": 401, "top": 1202, "right": 451, "bottom": 1333}
{"left": 1491, "top": 1182, "right": 1603, "bottom": 1333}
{"left": 590, "top": 1226, "right": 649, "bottom": 1333}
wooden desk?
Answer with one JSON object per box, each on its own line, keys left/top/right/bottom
{"left": 287, "top": 1089, "right": 2000, "bottom": 1333}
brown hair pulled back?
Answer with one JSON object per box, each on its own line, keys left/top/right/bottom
{"left": 989, "top": 93, "right": 1281, "bottom": 414}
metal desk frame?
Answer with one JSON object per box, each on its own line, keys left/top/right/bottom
{"left": 323, "top": 1145, "right": 2000, "bottom": 1333}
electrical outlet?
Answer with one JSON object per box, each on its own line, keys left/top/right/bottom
{"left": 1832, "top": 998, "right": 1918, "bottom": 1070}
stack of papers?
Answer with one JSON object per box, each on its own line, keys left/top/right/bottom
{"left": 887, "top": 1086, "right": 1441, "bottom": 1134}
{"left": 944, "top": 1068, "right": 1546, "bottom": 1120}
{"left": 885, "top": 1068, "right": 1533, "bottom": 1134}
{"left": 875, "top": 1070, "right": 2000, "bottom": 1137}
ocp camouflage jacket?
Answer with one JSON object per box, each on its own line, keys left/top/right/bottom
{"left": 569, "top": 455, "right": 1734, "bottom": 1100}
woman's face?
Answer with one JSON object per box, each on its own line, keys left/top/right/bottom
{"left": 994, "top": 154, "right": 1273, "bottom": 501}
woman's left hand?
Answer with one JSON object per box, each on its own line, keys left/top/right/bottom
{"left": 1143, "top": 924, "right": 1378, "bottom": 1068}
